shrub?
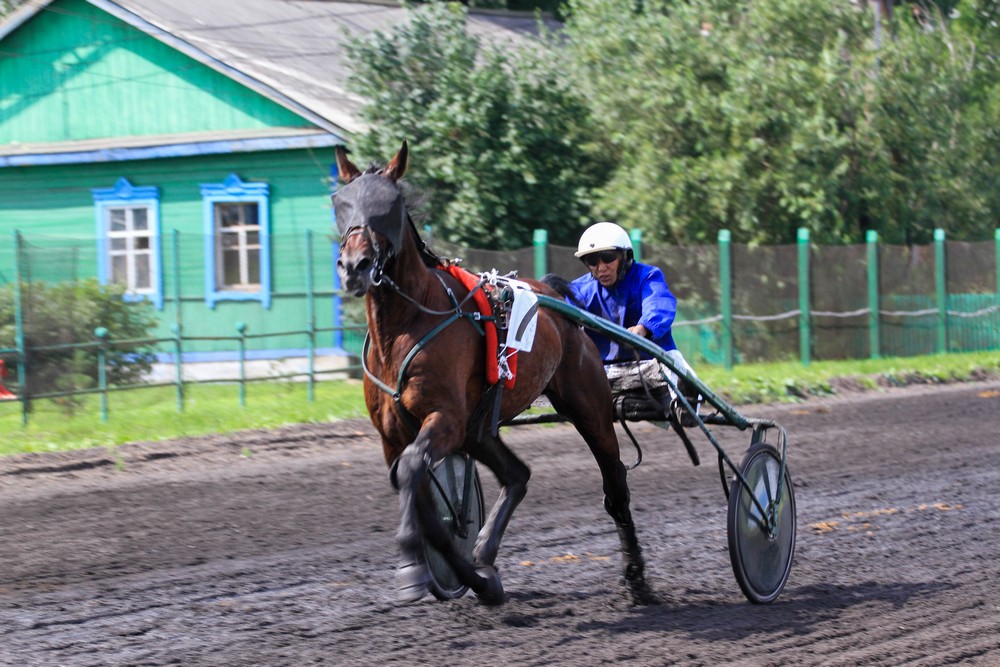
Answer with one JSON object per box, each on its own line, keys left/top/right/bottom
{"left": 0, "top": 279, "right": 159, "bottom": 411}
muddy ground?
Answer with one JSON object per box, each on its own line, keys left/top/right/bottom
{"left": 1, "top": 381, "right": 999, "bottom": 666}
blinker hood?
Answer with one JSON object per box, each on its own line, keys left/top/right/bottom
{"left": 334, "top": 173, "right": 406, "bottom": 253}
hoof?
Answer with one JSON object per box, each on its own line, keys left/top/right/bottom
{"left": 623, "top": 564, "right": 659, "bottom": 606}
{"left": 397, "top": 562, "right": 430, "bottom": 603}
{"left": 627, "top": 580, "right": 661, "bottom": 606}
{"left": 474, "top": 565, "right": 505, "bottom": 605}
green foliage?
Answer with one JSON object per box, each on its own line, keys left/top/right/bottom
{"left": 862, "top": 6, "right": 997, "bottom": 244}
{"left": 562, "top": 0, "right": 998, "bottom": 245}
{"left": 410, "top": 0, "right": 566, "bottom": 15}
{"left": 0, "top": 279, "right": 159, "bottom": 410}
{"left": 344, "top": 2, "right": 601, "bottom": 248}
{"left": 0, "top": 0, "right": 26, "bottom": 17}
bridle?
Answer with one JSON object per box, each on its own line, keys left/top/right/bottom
{"left": 342, "top": 214, "right": 484, "bottom": 317}
{"left": 341, "top": 224, "right": 392, "bottom": 289}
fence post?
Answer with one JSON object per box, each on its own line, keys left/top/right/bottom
{"left": 995, "top": 228, "right": 999, "bottom": 350}
{"left": 718, "top": 229, "right": 733, "bottom": 370}
{"left": 236, "top": 322, "right": 247, "bottom": 407}
{"left": 532, "top": 229, "right": 548, "bottom": 279}
{"left": 798, "top": 227, "right": 811, "bottom": 366}
{"left": 12, "top": 230, "right": 28, "bottom": 425}
{"left": 629, "top": 228, "right": 643, "bottom": 263}
{"left": 95, "top": 327, "right": 109, "bottom": 422}
{"left": 306, "top": 229, "right": 316, "bottom": 402}
{"left": 867, "top": 230, "right": 880, "bottom": 359}
{"left": 934, "top": 228, "right": 947, "bottom": 354}
{"left": 172, "top": 229, "right": 184, "bottom": 413}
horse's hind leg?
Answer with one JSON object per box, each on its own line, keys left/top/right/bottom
{"left": 546, "top": 383, "right": 657, "bottom": 606}
{"left": 469, "top": 431, "right": 531, "bottom": 569}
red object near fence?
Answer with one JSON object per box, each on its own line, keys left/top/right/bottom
{"left": 0, "top": 359, "right": 16, "bottom": 400}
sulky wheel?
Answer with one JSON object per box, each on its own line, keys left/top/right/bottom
{"left": 423, "top": 454, "right": 485, "bottom": 601}
{"left": 727, "top": 442, "right": 796, "bottom": 604}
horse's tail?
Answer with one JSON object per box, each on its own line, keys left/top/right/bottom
{"left": 540, "top": 273, "right": 584, "bottom": 309}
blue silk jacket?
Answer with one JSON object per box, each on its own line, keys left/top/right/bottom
{"left": 569, "top": 262, "right": 678, "bottom": 362}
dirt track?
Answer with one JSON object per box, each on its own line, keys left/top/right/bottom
{"left": 2, "top": 381, "right": 999, "bottom": 666}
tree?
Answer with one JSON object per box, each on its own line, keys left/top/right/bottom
{"left": 862, "top": 5, "right": 998, "bottom": 243}
{"left": 0, "top": 1, "right": 23, "bottom": 17}
{"left": 344, "top": 2, "right": 601, "bottom": 249}
{"left": 562, "top": 0, "right": 998, "bottom": 245}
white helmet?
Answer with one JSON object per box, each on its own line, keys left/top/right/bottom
{"left": 575, "top": 222, "right": 632, "bottom": 257}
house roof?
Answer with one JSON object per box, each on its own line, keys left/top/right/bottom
{"left": 1, "top": 0, "right": 557, "bottom": 148}
{"left": 0, "top": 128, "right": 337, "bottom": 167}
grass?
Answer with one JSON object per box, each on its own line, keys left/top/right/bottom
{"left": 0, "top": 380, "right": 369, "bottom": 457}
{"left": 696, "top": 350, "right": 1000, "bottom": 405}
{"left": 1, "top": 351, "right": 997, "bottom": 458}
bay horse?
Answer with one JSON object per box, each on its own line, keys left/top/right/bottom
{"left": 334, "top": 142, "right": 653, "bottom": 605}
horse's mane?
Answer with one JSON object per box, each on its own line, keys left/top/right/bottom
{"left": 408, "top": 214, "right": 444, "bottom": 269}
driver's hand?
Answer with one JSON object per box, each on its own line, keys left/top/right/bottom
{"left": 628, "top": 324, "right": 650, "bottom": 339}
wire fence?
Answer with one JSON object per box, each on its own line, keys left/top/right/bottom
{"left": 1, "top": 226, "right": 998, "bottom": 424}
{"left": 435, "top": 227, "right": 1000, "bottom": 366}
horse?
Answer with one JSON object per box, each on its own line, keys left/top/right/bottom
{"left": 334, "top": 141, "right": 653, "bottom": 605}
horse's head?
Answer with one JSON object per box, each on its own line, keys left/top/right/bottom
{"left": 334, "top": 142, "right": 409, "bottom": 296}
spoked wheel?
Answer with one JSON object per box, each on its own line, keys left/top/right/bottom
{"left": 424, "top": 454, "right": 485, "bottom": 601}
{"left": 727, "top": 442, "right": 796, "bottom": 604}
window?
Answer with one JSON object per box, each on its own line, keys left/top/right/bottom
{"left": 92, "top": 178, "right": 162, "bottom": 309}
{"left": 201, "top": 174, "right": 271, "bottom": 309}
{"left": 215, "top": 202, "right": 261, "bottom": 289}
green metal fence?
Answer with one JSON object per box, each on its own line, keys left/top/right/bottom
{"left": 439, "top": 226, "right": 1000, "bottom": 369}
{"left": 2, "top": 226, "right": 998, "bottom": 424}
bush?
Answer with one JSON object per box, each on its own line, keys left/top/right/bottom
{"left": 0, "top": 279, "right": 159, "bottom": 411}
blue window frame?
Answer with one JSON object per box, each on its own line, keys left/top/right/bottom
{"left": 92, "top": 178, "right": 163, "bottom": 309}
{"left": 200, "top": 174, "right": 271, "bottom": 309}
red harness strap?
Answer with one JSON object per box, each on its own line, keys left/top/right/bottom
{"left": 439, "top": 265, "right": 517, "bottom": 389}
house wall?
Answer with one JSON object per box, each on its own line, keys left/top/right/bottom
{"left": 0, "top": 147, "right": 343, "bottom": 355}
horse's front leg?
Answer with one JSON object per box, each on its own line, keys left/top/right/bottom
{"left": 393, "top": 413, "right": 504, "bottom": 604}
{"left": 392, "top": 437, "right": 434, "bottom": 603}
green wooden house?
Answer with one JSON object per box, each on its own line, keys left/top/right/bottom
{"left": 0, "top": 0, "right": 550, "bottom": 375}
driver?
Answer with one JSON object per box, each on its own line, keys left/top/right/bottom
{"left": 568, "top": 222, "right": 701, "bottom": 419}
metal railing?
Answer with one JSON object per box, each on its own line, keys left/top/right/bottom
{"left": 3, "top": 225, "right": 998, "bottom": 423}
{"left": 0, "top": 323, "right": 366, "bottom": 425}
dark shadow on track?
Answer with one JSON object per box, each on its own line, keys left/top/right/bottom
{"left": 577, "top": 580, "right": 955, "bottom": 639}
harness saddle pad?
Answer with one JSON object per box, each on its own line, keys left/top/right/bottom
{"left": 440, "top": 265, "right": 518, "bottom": 389}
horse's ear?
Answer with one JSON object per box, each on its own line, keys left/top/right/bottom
{"left": 335, "top": 145, "right": 362, "bottom": 184}
{"left": 382, "top": 140, "right": 408, "bottom": 182}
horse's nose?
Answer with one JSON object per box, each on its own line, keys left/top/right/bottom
{"left": 353, "top": 257, "right": 372, "bottom": 275}
{"left": 338, "top": 255, "right": 372, "bottom": 278}
{"left": 337, "top": 254, "right": 374, "bottom": 295}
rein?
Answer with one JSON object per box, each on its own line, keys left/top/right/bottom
{"left": 375, "top": 267, "right": 484, "bottom": 318}
{"left": 362, "top": 265, "right": 494, "bottom": 435}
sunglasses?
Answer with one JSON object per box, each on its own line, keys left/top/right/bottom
{"left": 582, "top": 250, "right": 622, "bottom": 267}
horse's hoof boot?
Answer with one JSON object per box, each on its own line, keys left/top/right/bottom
{"left": 474, "top": 565, "right": 505, "bottom": 605}
{"left": 397, "top": 563, "right": 430, "bottom": 603}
